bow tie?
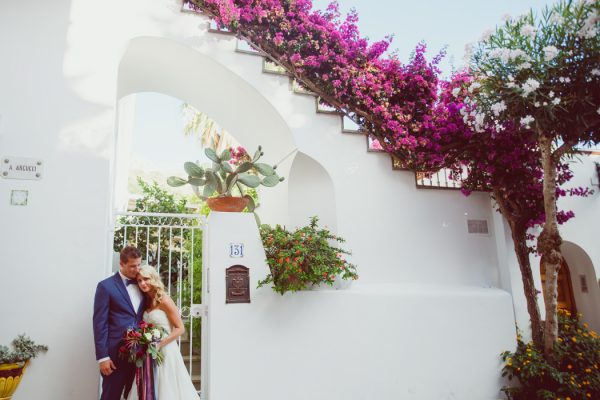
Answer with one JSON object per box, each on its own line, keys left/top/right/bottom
{"left": 125, "top": 279, "right": 137, "bottom": 287}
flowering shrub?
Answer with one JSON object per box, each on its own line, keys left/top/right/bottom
{"left": 501, "top": 310, "right": 600, "bottom": 400}
{"left": 258, "top": 216, "right": 357, "bottom": 294}
{"left": 187, "top": 0, "right": 443, "bottom": 168}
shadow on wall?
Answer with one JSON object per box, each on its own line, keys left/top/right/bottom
{"left": 288, "top": 151, "right": 337, "bottom": 232}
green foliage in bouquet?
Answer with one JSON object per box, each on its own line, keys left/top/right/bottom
{"left": 501, "top": 309, "right": 600, "bottom": 400}
{"left": 0, "top": 335, "right": 48, "bottom": 364}
{"left": 258, "top": 216, "right": 358, "bottom": 295}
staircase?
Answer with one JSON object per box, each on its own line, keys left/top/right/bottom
{"left": 182, "top": 3, "right": 467, "bottom": 191}
{"left": 180, "top": 330, "right": 202, "bottom": 392}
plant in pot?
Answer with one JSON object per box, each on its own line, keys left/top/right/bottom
{"left": 0, "top": 335, "right": 48, "bottom": 399}
{"left": 258, "top": 216, "right": 358, "bottom": 294}
{"left": 167, "top": 145, "right": 284, "bottom": 213}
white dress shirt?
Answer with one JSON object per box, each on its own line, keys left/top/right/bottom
{"left": 119, "top": 271, "right": 143, "bottom": 312}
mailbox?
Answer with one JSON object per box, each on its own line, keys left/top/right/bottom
{"left": 226, "top": 265, "right": 250, "bottom": 303}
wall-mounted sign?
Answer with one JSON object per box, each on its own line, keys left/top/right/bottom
{"left": 226, "top": 265, "right": 250, "bottom": 304}
{"left": 10, "top": 190, "right": 28, "bottom": 206}
{"left": 229, "top": 243, "right": 244, "bottom": 258}
{"left": 1, "top": 157, "right": 43, "bottom": 180}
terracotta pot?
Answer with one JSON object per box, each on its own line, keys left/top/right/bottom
{"left": 0, "top": 361, "right": 27, "bottom": 400}
{"left": 206, "top": 196, "right": 249, "bottom": 212}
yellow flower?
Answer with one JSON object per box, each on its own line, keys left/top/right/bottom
{"left": 571, "top": 337, "right": 577, "bottom": 342}
{"left": 585, "top": 368, "right": 592, "bottom": 373}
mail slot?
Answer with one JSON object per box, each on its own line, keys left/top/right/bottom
{"left": 226, "top": 265, "right": 250, "bottom": 303}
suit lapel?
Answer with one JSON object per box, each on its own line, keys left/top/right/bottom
{"left": 113, "top": 273, "right": 136, "bottom": 314}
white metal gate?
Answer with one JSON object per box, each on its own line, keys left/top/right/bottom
{"left": 111, "top": 211, "right": 205, "bottom": 396}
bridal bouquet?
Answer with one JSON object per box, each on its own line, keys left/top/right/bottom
{"left": 119, "top": 321, "right": 167, "bottom": 367}
{"left": 120, "top": 321, "right": 167, "bottom": 400}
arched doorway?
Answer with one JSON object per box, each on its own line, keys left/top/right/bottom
{"left": 540, "top": 257, "right": 577, "bottom": 314}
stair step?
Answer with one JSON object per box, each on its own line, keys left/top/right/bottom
{"left": 235, "top": 39, "right": 262, "bottom": 56}
{"left": 263, "top": 59, "right": 289, "bottom": 76}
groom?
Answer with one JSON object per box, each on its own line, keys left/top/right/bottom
{"left": 93, "top": 246, "right": 146, "bottom": 400}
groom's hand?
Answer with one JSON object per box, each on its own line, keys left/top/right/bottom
{"left": 99, "top": 359, "right": 116, "bottom": 376}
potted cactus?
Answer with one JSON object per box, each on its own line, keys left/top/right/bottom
{"left": 168, "top": 145, "right": 284, "bottom": 212}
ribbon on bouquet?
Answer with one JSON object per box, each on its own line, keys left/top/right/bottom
{"left": 135, "top": 353, "right": 158, "bottom": 400}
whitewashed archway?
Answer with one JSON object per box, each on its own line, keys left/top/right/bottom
{"left": 114, "top": 36, "right": 298, "bottom": 225}
{"left": 561, "top": 241, "right": 600, "bottom": 332}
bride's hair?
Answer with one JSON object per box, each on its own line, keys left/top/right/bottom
{"left": 138, "top": 265, "right": 166, "bottom": 306}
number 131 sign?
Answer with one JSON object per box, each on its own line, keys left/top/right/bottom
{"left": 229, "top": 243, "right": 244, "bottom": 258}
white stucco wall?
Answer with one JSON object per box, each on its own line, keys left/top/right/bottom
{"left": 1, "top": 0, "right": 597, "bottom": 398}
{"left": 203, "top": 212, "right": 516, "bottom": 400}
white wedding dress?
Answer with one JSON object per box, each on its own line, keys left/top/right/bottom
{"left": 126, "top": 309, "right": 200, "bottom": 400}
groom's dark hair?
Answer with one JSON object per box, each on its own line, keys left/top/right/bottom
{"left": 120, "top": 246, "right": 141, "bottom": 263}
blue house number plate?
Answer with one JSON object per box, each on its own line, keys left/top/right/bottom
{"left": 229, "top": 243, "right": 244, "bottom": 258}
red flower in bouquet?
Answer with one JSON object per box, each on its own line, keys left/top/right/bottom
{"left": 119, "top": 322, "right": 167, "bottom": 368}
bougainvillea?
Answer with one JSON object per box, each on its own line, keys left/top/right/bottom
{"left": 185, "top": 0, "right": 598, "bottom": 353}
{"left": 188, "top": 0, "right": 442, "bottom": 168}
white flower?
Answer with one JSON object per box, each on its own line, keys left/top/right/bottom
{"left": 468, "top": 82, "right": 481, "bottom": 93}
{"left": 521, "top": 78, "right": 540, "bottom": 97}
{"left": 534, "top": 102, "right": 541, "bottom": 107}
{"left": 480, "top": 29, "right": 494, "bottom": 42}
{"left": 506, "top": 82, "right": 518, "bottom": 89}
{"left": 552, "top": 98, "right": 561, "bottom": 105}
{"left": 597, "top": 107, "right": 600, "bottom": 115}
{"left": 474, "top": 113, "right": 485, "bottom": 127}
{"left": 501, "top": 14, "right": 512, "bottom": 22}
{"left": 491, "top": 101, "right": 507, "bottom": 116}
{"left": 543, "top": 46, "right": 559, "bottom": 61}
{"left": 558, "top": 77, "right": 571, "bottom": 83}
{"left": 152, "top": 329, "right": 162, "bottom": 340}
{"left": 591, "top": 69, "right": 600, "bottom": 76}
{"left": 517, "top": 62, "right": 532, "bottom": 70}
{"left": 452, "top": 87, "right": 461, "bottom": 98}
{"left": 464, "top": 43, "right": 474, "bottom": 62}
{"left": 144, "top": 332, "right": 153, "bottom": 341}
{"left": 520, "top": 115, "right": 535, "bottom": 127}
{"left": 549, "top": 12, "right": 564, "bottom": 25}
{"left": 549, "top": 91, "right": 555, "bottom": 98}
{"left": 520, "top": 24, "right": 537, "bottom": 39}
{"left": 543, "top": 102, "right": 548, "bottom": 106}
{"left": 578, "top": 10, "right": 599, "bottom": 39}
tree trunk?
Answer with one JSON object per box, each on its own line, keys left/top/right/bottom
{"left": 495, "top": 193, "right": 544, "bottom": 347}
{"left": 537, "top": 135, "right": 563, "bottom": 357}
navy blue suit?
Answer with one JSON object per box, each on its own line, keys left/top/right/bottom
{"left": 93, "top": 273, "right": 146, "bottom": 400}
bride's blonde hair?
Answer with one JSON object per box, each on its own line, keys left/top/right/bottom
{"left": 138, "top": 265, "right": 166, "bottom": 306}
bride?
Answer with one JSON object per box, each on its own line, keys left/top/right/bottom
{"left": 127, "top": 265, "right": 200, "bottom": 400}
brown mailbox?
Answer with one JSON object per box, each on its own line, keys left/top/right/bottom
{"left": 226, "top": 265, "right": 250, "bottom": 303}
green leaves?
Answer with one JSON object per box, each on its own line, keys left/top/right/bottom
{"left": 258, "top": 216, "right": 358, "bottom": 295}
{"left": 184, "top": 162, "right": 204, "bottom": 178}
{"left": 238, "top": 173, "right": 261, "bottom": 188}
{"left": 261, "top": 174, "right": 280, "bottom": 187}
{"left": 167, "top": 176, "right": 187, "bottom": 187}
{"left": 169, "top": 145, "right": 285, "bottom": 200}
{"left": 254, "top": 162, "right": 275, "bottom": 176}
{"left": 205, "top": 148, "right": 220, "bottom": 163}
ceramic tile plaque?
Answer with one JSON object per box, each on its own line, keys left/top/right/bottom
{"left": 2, "top": 157, "right": 43, "bottom": 180}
